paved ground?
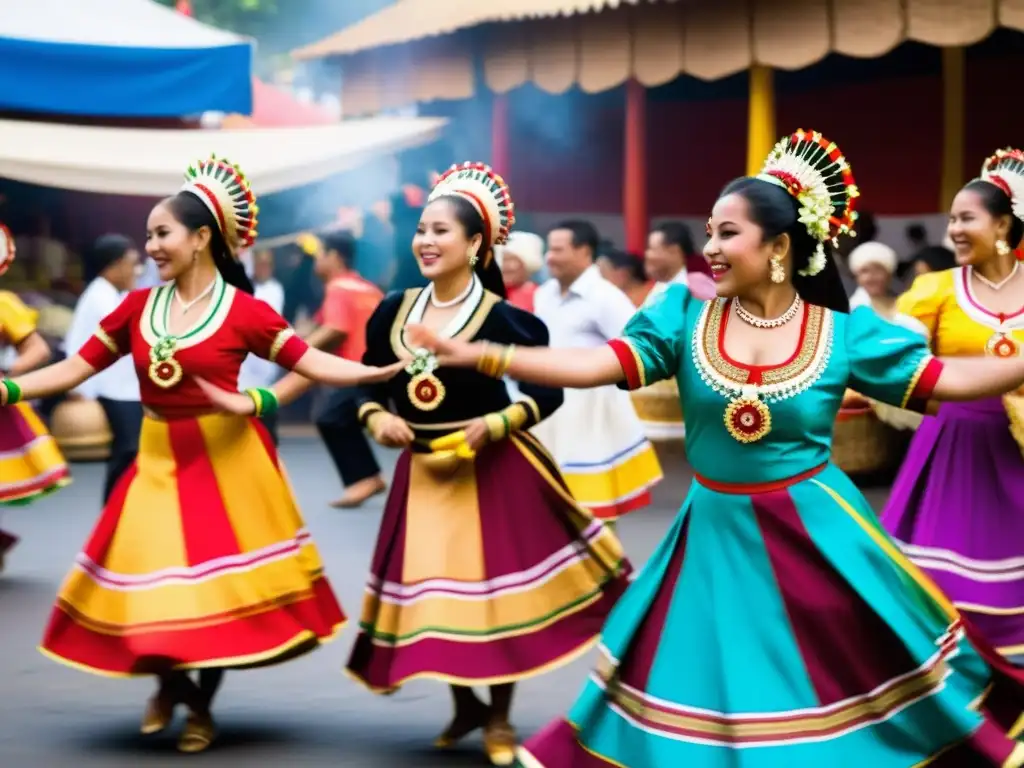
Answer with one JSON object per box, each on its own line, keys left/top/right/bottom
{"left": 0, "top": 439, "right": 890, "bottom": 766}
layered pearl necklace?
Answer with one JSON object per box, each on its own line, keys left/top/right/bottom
{"left": 174, "top": 277, "right": 218, "bottom": 314}
{"left": 972, "top": 262, "right": 1019, "bottom": 292}
{"left": 429, "top": 277, "right": 475, "bottom": 308}
{"left": 735, "top": 295, "right": 802, "bottom": 328}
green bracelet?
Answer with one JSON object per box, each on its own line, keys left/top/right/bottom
{"left": 1, "top": 379, "right": 22, "bottom": 406}
{"left": 244, "top": 387, "right": 278, "bottom": 418}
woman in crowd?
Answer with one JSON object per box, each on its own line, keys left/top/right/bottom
{"left": 197, "top": 161, "right": 631, "bottom": 766}
{"left": 497, "top": 230, "right": 545, "bottom": 312}
{"left": 883, "top": 148, "right": 1024, "bottom": 658}
{"left": 411, "top": 132, "right": 1024, "bottom": 766}
{"left": 0, "top": 156, "right": 400, "bottom": 753}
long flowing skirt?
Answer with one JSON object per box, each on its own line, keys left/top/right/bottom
{"left": 882, "top": 399, "right": 1024, "bottom": 655}
{"left": 518, "top": 463, "right": 1024, "bottom": 766}
{"left": 40, "top": 413, "right": 345, "bottom": 676}
{"left": 0, "top": 402, "right": 70, "bottom": 504}
{"left": 346, "top": 431, "right": 631, "bottom": 692}
{"left": 532, "top": 387, "right": 662, "bottom": 520}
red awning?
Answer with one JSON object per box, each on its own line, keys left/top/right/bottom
{"left": 221, "top": 78, "right": 335, "bottom": 128}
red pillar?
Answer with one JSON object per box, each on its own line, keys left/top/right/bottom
{"left": 491, "top": 92, "right": 509, "bottom": 177}
{"left": 623, "top": 78, "right": 648, "bottom": 254}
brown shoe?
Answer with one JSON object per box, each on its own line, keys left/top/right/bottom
{"left": 330, "top": 476, "right": 386, "bottom": 509}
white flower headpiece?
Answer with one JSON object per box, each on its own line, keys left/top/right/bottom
{"left": 757, "top": 129, "right": 860, "bottom": 277}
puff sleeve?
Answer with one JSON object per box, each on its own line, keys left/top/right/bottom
{"left": 609, "top": 283, "right": 689, "bottom": 391}
{"left": 237, "top": 292, "right": 309, "bottom": 370}
{"left": 895, "top": 270, "right": 953, "bottom": 342}
{"left": 76, "top": 289, "right": 147, "bottom": 372}
{"left": 0, "top": 291, "right": 39, "bottom": 345}
{"left": 846, "top": 306, "right": 944, "bottom": 413}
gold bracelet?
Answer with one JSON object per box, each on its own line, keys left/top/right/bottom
{"left": 495, "top": 344, "right": 516, "bottom": 378}
{"left": 476, "top": 343, "right": 503, "bottom": 379}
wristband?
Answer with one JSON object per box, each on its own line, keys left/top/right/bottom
{"left": 477, "top": 344, "right": 516, "bottom": 379}
{"left": 1, "top": 379, "right": 22, "bottom": 406}
{"left": 358, "top": 401, "right": 386, "bottom": 427}
{"left": 483, "top": 412, "right": 508, "bottom": 442}
{"left": 244, "top": 387, "right": 278, "bottom": 418}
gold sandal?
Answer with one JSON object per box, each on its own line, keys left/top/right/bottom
{"left": 433, "top": 704, "right": 490, "bottom": 749}
{"left": 177, "top": 713, "right": 216, "bottom": 754}
{"left": 140, "top": 693, "right": 175, "bottom": 735}
{"left": 483, "top": 722, "right": 518, "bottom": 766}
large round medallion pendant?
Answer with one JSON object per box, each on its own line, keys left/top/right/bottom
{"left": 724, "top": 397, "right": 772, "bottom": 444}
{"left": 408, "top": 372, "right": 446, "bottom": 411}
{"left": 148, "top": 357, "right": 184, "bottom": 389}
{"left": 986, "top": 333, "right": 1019, "bottom": 358}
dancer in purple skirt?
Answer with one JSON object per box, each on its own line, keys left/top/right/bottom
{"left": 883, "top": 148, "right": 1024, "bottom": 656}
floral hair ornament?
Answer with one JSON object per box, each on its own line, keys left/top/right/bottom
{"left": 427, "top": 161, "right": 516, "bottom": 249}
{"left": 757, "top": 130, "right": 859, "bottom": 277}
{"left": 0, "top": 223, "right": 14, "bottom": 277}
{"left": 980, "top": 148, "right": 1024, "bottom": 225}
{"left": 180, "top": 154, "right": 259, "bottom": 256}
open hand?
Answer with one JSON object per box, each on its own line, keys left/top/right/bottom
{"left": 368, "top": 411, "right": 415, "bottom": 448}
{"left": 195, "top": 377, "right": 256, "bottom": 415}
{"left": 404, "top": 325, "right": 478, "bottom": 367}
{"left": 359, "top": 361, "right": 407, "bottom": 384}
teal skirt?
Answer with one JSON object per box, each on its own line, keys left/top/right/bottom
{"left": 517, "top": 463, "right": 1024, "bottom": 767}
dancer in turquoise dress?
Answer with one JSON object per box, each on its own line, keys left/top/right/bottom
{"left": 409, "top": 130, "right": 1024, "bottom": 766}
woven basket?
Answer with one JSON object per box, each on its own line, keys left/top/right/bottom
{"left": 832, "top": 403, "right": 906, "bottom": 476}
{"left": 50, "top": 398, "right": 112, "bottom": 462}
{"left": 631, "top": 378, "right": 683, "bottom": 442}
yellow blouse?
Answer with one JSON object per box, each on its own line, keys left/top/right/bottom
{"left": 0, "top": 290, "right": 38, "bottom": 346}
{"left": 896, "top": 267, "right": 1024, "bottom": 358}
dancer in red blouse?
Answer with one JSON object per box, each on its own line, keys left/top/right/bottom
{"left": 0, "top": 156, "right": 400, "bottom": 753}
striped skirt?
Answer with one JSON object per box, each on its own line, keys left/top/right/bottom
{"left": 532, "top": 387, "right": 662, "bottom": 520}
{"left": 40, "top": 412, "right": 345, "bottom": 676}
{"left": 0, "top": 402, "right": 70, "bottom": 505}
{"left": 346, "top": 431, "right": 631, "bottom": 692}
{"left": 519, "top": 463, "right": 1024, "bottom": 766}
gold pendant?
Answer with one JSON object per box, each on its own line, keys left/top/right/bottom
{"left": 408, "top": 372, "right": 446, "bottom": 411}
{"left": 148, "top": 336, "right": 183, "bottom": 389}
{"left": 724, "top": 397, "right": 772, "bottom": 443}
{"left": 986, "top": 332, "right": 1019, "bottom": 358}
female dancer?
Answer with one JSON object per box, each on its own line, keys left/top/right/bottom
{"left": 0, "top": 156, "right": 400, "bottom": 753}
{"left": 412, "top": 132, "right": 1024, "bottom": 765}
{"left": 198, "top": 162, "right": 631, "bottom": 765}
{"left": 0, "top": 260, "right": 72, "bottom": 570}
{"left": 883, "top": 148, "right": 1024, "bottom": 657}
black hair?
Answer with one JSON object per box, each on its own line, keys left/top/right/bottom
{"left": 165, "top": 191, "right": 254, "bottom": 294}
{"left": 653, "top": 221, "right": 695, "bottom": 255}
{"left": 914, "top": 245, "right": 957, "bottom": 274}
{"left": 962, "top": 179, "right": 1024, "bottom": 250}
{"left": 598, "top": 248, "right": 647, "bottom": 283}
{"left": 320, "top": 230, "right": 357, "bottom": 269}
{"left": 906, "top": 223, "right": 927, "bottom": 244}
{"left": 430, "top": 194, "right": 506, "bottom": 298}
{"left": 86, "top": 233, "right": 136, "bottom": 283}
{"left": 719, "top": 177, "right": 850, "bottom": 313}
{"left": 551, "top": 220, "right": 600, "bottom": 258}
{"left": 856, "top": 211, "right": 878, "bottom": 243}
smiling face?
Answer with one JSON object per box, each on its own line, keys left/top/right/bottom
{"left": 412, "top": 198, "right": 481, "bottom": 283}
{"left": 948, "top": 188, "right": 1011, "bottom": 267}
{"left": 145, "top": 200, "right": 210, "bottom": 283}
{"left": 703, "top": 192, "right": 786, "bottom": 297}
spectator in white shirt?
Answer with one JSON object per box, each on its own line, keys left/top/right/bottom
{"left": 64, "top": 235, "right": 142, "bottom": 502}
{"left": 238, "top": 250, "right": 286, "bottom": 443}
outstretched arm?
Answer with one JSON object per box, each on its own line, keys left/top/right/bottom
{"left": 8, "top": 331, "right": 51, "bottom": 375}
{"left": 1, "top": 355, "right": 96, "bottom": 404}
{"left": 933, "top": 356, "right": 1024, "bottom": 401}
{"left": 291, "top": 347, "right": 405, "bottom": 388}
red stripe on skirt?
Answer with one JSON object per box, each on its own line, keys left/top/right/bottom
{"left": 81, "top": 464, "right": 138, "bottom": 563}
{"left": 618, "top": 516, "right": 690, "bottom": 691}
{"left": 751, "top": 490, "right": 919, "bottom": 706}
{"left": 249, "top": 416, "right": 279, "bottom": 468}
{"left": 168, "top": 419, "right": 241, "bottom": 564}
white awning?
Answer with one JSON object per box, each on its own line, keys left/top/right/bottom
{"left": 0, "top": 117, "right": 448, "bottom": 197}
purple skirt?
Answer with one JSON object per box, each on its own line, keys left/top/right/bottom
{"left": 881, "top": 398, "right": 1024, "bottom": 654}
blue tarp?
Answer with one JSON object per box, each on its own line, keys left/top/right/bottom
{"left": 0, "top": 0, "right": 253, "bottom": 118}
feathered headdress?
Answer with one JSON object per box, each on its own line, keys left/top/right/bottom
{"left": 180, "top": 154, "right": 259, "bottom": 255}
{"left": 757, "top": 129, "right": 859, "bottom": 277}
{"left": 427, "top": 161, "right": 516, "bottom": 247}
{"left": 980, "top": 148, "right": 1024, "bottom": 224}
{"left": 0, "top": 223, "right": 14, "bottom": 277}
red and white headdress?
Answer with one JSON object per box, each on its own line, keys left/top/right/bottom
{"left": 427, "top": 161, "right": 515, "bottom": 247}
{"left": 0, "top": 223, "right": 14, "bottom": 277}
{"left": 181, "top": 154, "right": 259, "bottom": 255}
{"left": 757, "top": 129, "right": 859, "bottom": 276}
{"left": 980, "top": 148, "right": 1024, "bottom": 224}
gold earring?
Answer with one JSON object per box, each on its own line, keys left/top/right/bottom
{"left": 769, "top": 255, "right": 785, "bottom": 284}
{"left": 467, "top": 246, "right": 479, "bottom": 267}
{"left": 997, "top": 239, "right": 1011, "bottom": 257}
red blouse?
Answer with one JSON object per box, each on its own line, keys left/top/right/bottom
{"left": 77, "top": 280, "right": 308, "bottom": 418}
